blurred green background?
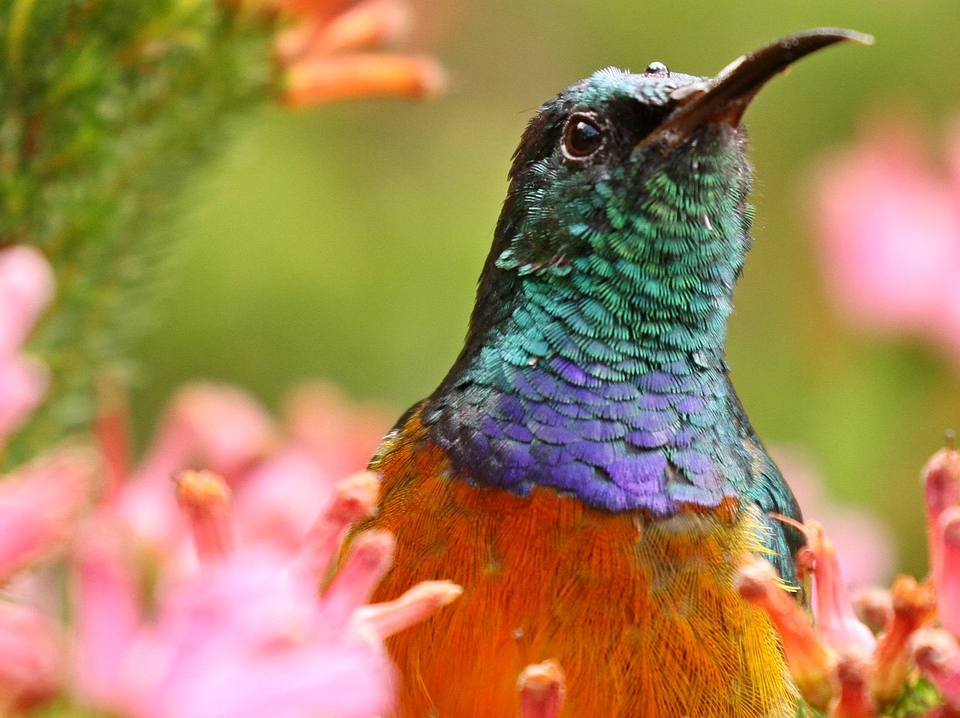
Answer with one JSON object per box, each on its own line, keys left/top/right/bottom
{"left": 128, "top": 1, "right": 960, "bottom": 577}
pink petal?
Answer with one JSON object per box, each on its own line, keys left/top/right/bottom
{"left": 0, "top": 448, "right": 95, "bottom": 582}
{"left": 0, "top": 245, "right": 55, "bottom": 361}
{"left": 0, "top": 355, "right": 49, "bottom": 445}
{"left": 0, "top": 602, "right": 62, "bottom": 713}
{"left": 351, "top": 580, "right": 462, "bottom": 640}
{"left": 71, "top": 516, "right": 143, "bottom": 710}
{"left": 289, "top": 470, "right": 380, "bottom": 587}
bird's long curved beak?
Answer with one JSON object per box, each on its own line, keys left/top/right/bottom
{"left": 650, "top": 28, "right": 873, "bottom": 146}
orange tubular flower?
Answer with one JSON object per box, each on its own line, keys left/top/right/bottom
{"left": 269, "top": 0, "right": 446, "bottom": 106}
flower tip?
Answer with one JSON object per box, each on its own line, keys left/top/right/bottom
{"left": 175, "top": 469, "right": 232, "bottom": 510}
{"left": 890, "top": 574, "right": 937, "bottom": 623}
{"left": 518, "top": 661, "right": 566, "bottom": 718}
{"left": 852, "top": 587, "right": 893, "bottom": 634}
{"left": 0, "top": 245, "right": 56, "bottom": 348}
{"left": 346, "top": 529, "right": 396, "bottom": 572}
{"left": 830, "top": 653, "right": 876, "bottom": 718}
{"left": 912, "top": 628, "right": 959, "bottom": 673}
{"left": 354, "top": 579, "right": 462, "bottom": 640}
{"left": 735, "top": 555, "right": 780, "bottom": 601}
{"left": 922, "top": 446, "right": 960, "bottom": 517}
{"left": 175, "top": 469, "right": 236, "bottom": 561}
{"left": 331, "top": 471, "right": 381, "bottom": 522}
{"left": 911, "top": 628, "right": 960, "bottom": 708}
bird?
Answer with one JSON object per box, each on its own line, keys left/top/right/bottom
{"left": 350, "top": 28, "right": 871, "bottom": 718}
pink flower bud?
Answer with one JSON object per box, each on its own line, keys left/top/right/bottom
{"left": 913, "top": 628, "right": 960, "bottom": 709}
{"left": 804, "top": 522, "right": 877, "bottom": 659}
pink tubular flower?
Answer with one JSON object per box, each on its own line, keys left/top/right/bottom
{"left": 939, "top": 508, "right": 960, "bottom": 634}
{"left": 73, "top": 470, "right": 461, "bottom": 718}
{"left": 0, "top": 448, "right": 96, "bottom": 581}
{"left": 271, "top": 0, "right": 446, "bottom": 106}
{"left": 108, "top": 381, "right": 391, "bottom": 568}
{"left": 799, "top": 522, "right": 877, "bottom": 660}
{"left": 922, "top": 443, "right": 960, "bottom": 615}
{"left": 739, "top": 516, "right": 939, "bottom": 716}
{"left": 811, "top": 117, "right": 960, "bottom": 363}
{"left": 0, "top": 245, "right": 55, "bottom": 443}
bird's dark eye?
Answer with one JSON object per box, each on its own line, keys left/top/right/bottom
{"left": 562, "top": 113, "right": 604, "bottom": 161}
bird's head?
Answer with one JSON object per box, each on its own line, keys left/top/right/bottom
{"left": 471, "top": 29, "right": 871, "bottom": 343}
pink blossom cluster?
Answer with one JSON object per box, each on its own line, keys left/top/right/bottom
{"left": 738, "top": 442, "right": 960, "bottom": 718}
{"left": 0, "top": 244, "right": 464, "bottom": 717}
{"left": 812, "top": 118, "right": 960, "bottom": 364}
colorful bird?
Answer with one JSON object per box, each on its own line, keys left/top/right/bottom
{"left": 352, "top": 29, "right": 871, "bottom": 718}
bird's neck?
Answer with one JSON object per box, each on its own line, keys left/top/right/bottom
{"left": 425, "top": 150, "right": 755, "bottom": 514}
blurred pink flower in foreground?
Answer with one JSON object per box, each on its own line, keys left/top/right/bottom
{"left": 73, "top": 469, "right": 462, "bottom": 718}
{"left": 109, "top": 380, "right": 392, "bottom": 575}
{"left": 812, "top": 117, "right": 960, "bottom": 363}
{"left": 0, "top": 245, "right": 54, "bottom": 443}
{"left": 0, "top": 245, "right": 463, "bottom": 716}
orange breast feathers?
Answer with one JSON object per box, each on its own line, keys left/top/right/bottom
{"left": 350, "top": 409, "right": 799, "bottom": 718}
